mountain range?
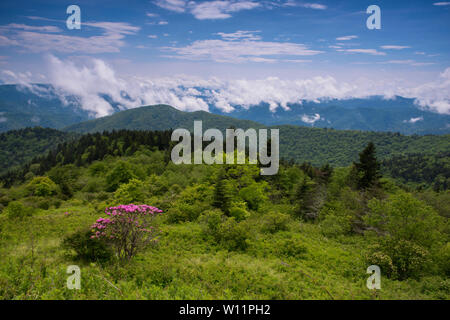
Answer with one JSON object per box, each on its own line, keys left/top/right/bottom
{"left": 0, "top": 84, "right": 449, "bottom": 135}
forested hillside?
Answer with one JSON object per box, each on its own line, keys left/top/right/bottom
{"left": 0, "top": 134, "right": 448, "bottom": 299}
{"left": 278, "top": 126, "right": 450, "bottom": 166}
{"left": 0, "top": 127, "right": 76, "bottom": 175}
{"left": 64, "top": 105, "right": 264, "bottom": 133}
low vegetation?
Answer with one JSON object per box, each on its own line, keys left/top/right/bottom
{"left": 0, "top": 133, "right": 448, "bottom": 300}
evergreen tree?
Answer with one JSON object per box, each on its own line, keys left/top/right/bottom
{"left": 354, "top": 142, "right": 381, "bottom": 189}
{"left": 213, "top": 170, "right": 232, "bottom": 214}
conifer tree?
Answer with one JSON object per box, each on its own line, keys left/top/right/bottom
{"left": 354, "top": 142, "right": 381, "bottom": 189}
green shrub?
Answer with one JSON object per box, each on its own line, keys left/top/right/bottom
{"left": 26, "top": 176, "right": 57, "bottom": 197}
{"left": 37, "top": 199, "right": 51, "bottom": 210}
{"left": 114, "top": 178, "right": 145, "bottom": 204}
{"left": 166, "top": 202, "right": 201, "bottom": 223}
{"left": 239, "top": 182, "right": 268, "bottom": 211}
{"left": 216, "top": 218, "right": 250, "bottom": 251}
{"left": 106, "top": 161, "right": 136, "bottom": 192}
{"left": 3, "top": 201, "right": 34, "bottom": 219}
{"left": 366, "top": 239, "right": 429, "bottom": 280}
{"left": 62, "top": 229, "right": 113, "bottom": 263}
{"left": 166, "top": 207, "right": 187, "bottom": 224}
{"left": 260, "top": 212, "right": 291, "bottom": 234}
{"left": 200, "top": 211, "right": 249, "bottom": 251}
{"left": 199, "top": 209, "right": 223, "bottom": 237}
{"left": 278, "top": 239, "right": 307, "bottom": 258}
{"left": 320, "top": 214, "right": 352, "bottom": 237}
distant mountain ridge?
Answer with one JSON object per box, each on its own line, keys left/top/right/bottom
{"left": 64, "top": 104, "right": 450, "bottom": 167}
{"left": 0, "top": 83, "right": 449, "bottom": 134}
{"left": 210, "top": 96, "right": 450, "bottom": 135}
{"left": 64, "top": 104, "right": 264, "bottom": 133}
{"left": 0, "top": 84, "right": 91, "bottom": 132}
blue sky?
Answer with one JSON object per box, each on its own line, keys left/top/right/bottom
{"left": 0, "top": 0, "right": 449, "bottom": 115}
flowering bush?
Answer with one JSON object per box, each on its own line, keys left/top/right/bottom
{"left": 91, "top": 204, "right": 163, "bottom": 260}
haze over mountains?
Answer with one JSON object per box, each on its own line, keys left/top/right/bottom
{"left": 1, "top": 84, "right": 449, "bottom": 135}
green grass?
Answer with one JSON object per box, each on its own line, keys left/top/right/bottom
{"left": 0, "top": 204, "right": 447, "bottom": 300}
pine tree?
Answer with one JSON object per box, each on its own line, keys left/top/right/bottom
{"left": 354, "top": 142, "right": 381, "bottom": 189}
{"left": 213, "top": 170, "right": 232, "bottom": 214}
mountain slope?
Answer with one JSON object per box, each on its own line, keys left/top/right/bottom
{"left": 64, "top": 104, "right": 264, "bottom": 133}
{"left": 0, "top": 127, "right": 76, "bottom": 174}
{"left": 0, "top": 84, "right": 91, "bottom": 132}
{"left": 65, "top": 104, "right": 450, "bottom": 167}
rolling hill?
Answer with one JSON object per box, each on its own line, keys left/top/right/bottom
{"left": 64, "top": 104, "right": 450, "bottom": 167}
{"left": 64, "top": 104, "right": 264, "bottom": 133}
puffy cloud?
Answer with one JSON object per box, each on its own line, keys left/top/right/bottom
{"left": 17, "top": 56, "right": 450, "bottom": 118}
{"left": 404, "top": 68, "right": 450, "bottom": 114}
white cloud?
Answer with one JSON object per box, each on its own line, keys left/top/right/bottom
{"left": 336, "top": 35, "right": 358, "bottom": 41}
{"left": 381, "top": 60, "right": 435, "bottom": 66}
{"left": 148, "top": 34, "right": 158, "bottom": 39}
{"left": 300, "top": 3, "right": 327, "bottom": 10}
{"left": 0, "top": 116, "right": 6, "bottom": 123}
{"left": 433, "top": 2, "right": 450, "bottom": 6}
{"left": 216, "top": 30, "right": 262, "bottom": 41}
{"left": 155, "top": 0, "right": 260, "bottom": 19}
{"left": 0, "top": 23, "right": 62, "bottom": 33}
{"left": 0, "top": 21, "right": 139, "bottom": 54}
{"left": 7, "top": 56, "right": 449, "bottom": 118}
{"left": 380, "top": 45, "right": 411, "bottom": 50}
{"left": 337, "top": 48, "right": 386, "bottom": 56}
{"left": 154, "top": 0, "right": 187, "bottom": 12}
{"left": 162, "top": 35, "right": 323, "bottom": 63}
{"left": 283, "top": 1, "right": 327, "bottom": 10}
{"left": 404, "top": 68, "right": 450, "bottom": 114}
{"left": 403, "top": 116, "right": 423, "bottom": 124}
{"left": 301, "top": 113, "right": 321, "bottom": 124}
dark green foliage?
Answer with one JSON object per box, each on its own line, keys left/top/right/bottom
{"left": 260, "top": 212, "right": 291, "bottom": 234}
{"left": 366, "top": 239, "right": 429, "bottom": 280}
{"left": 382, "top": 152, "right": 450, "bottom": 190}
{"left": 278, "top": 239, "right": 307, "bottom": 258}
{"left": 353, "top": 142, "right": 381, "bottom": 189}
{"left": 1, "top": 129, "right": 172, "bottom": 187}
{"left": 200, "top": 211, "right": 249, "bottom": 251}
{"left": 212, "top": 170, "right": 233, "bottom": 214}
{"left": 62, "top": 229, "right": 113, "bottom": 263}
{"left": 106, "top": 162, "right": 136, "bottom": 192}
{"left": 0, "top": 127, "right": 75, "bottom": 175}
{"left": 64, "top": 105, "right": 263, "bottom": 134}
{"left": 3, "top": 201, "right": 34, "bottom": 219}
